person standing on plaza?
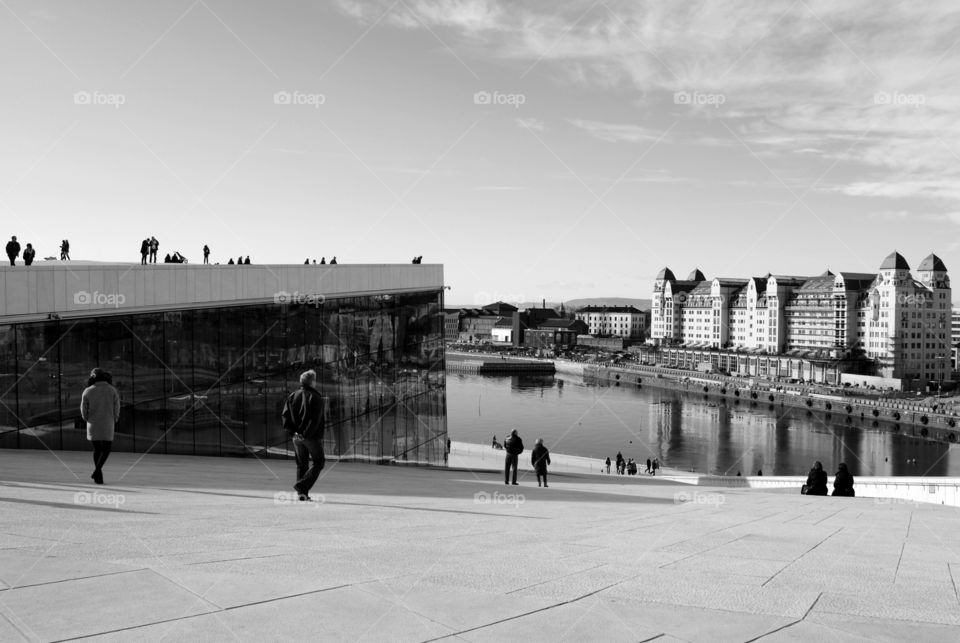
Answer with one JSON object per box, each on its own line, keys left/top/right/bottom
{"left": 652, "top": 458, "right": 659, "bottom": 476}
{"left": 140, "top": 238, "right": 149, "bottom": 264}
{"left": 80, "top": 368, "right": 120, "bottom": 485}
{"left": 149, "top": 236, "right": 159, "bottom": 263}
{"left": 60, "top": 239, "right": 70, "bottom": 260}
{"left": 646, "top": 458, "right": 652, "bottom": 474}
{"left": 605, "top": 456, "right": 611, "bottom": 474}
{"left": 22, "top": 243, "right": 35, "bottom": 266}
{"left": 504, "top": 428, "right": 524, "bottom": 485}
{"left": 832, "top": 462, "right": 855, "bottom": 497}
{"left": 6, "top": 236, "right": 20, "bottom": 265}
{"left": 615, "top": 451, "right": 624, "bottom": 475}
{"left": 281, "top": 369, "right": 326, "bottom": 501}
{"left": 203, "top": 245, "right": 210, "bottom": 264}
{"left": 531, "top": 438, "right": 551, "bottom": 487}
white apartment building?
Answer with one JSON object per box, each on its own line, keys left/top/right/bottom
{"left": 651, "top": 252, "right": 951, "bottom": 384}
{"left": 575, "top": 305, "right": 647, "bottom": 339}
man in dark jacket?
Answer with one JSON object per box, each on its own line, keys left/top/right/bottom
{"left": 282, "top": 369, "right": 326, "bottom": 500}
{"left": 531, "top": 438, "right": 551, "bottom": 487}
{"left": 504, "top": 429, "right": 524, "bottom": 485}
{"left": 6, "top": 236, "right": 20, "bottom": 265}
{"left": 140, "top": 238, "right": 149, "bottom": 264}
{"left": 805, "top": 461, "right": 828, "bottom": 496}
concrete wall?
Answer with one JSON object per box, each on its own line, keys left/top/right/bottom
{"left": 0, "top": 263, "right": 443, "bottom": 320}
{"left": 680, "top": 474, "right": 960, "bottom": 507}
{"left": 840, "top": 373, "right": 902, "bottom": 389}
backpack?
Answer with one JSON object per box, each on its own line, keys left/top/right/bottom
{"left": 281, "top": 391, "right": 299, "bottom": 435}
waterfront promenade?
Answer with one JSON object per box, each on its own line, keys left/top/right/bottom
{"left": 2, "top": 447, "right": 959, "bottom": 641}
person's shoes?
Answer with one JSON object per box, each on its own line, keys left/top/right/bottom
{"left": 543, "top": 483, "right": 548, "bottom": 487}
{"left": 92, "top": 470, "right": 103, "bottom": 485}
{"left": 297, "top": 493, "right": 312, "bottom": 502}
{"left": 511, "top": 482, "right": 518, "bottom": 485}
{"left": 538, "top": 482, "right": 541, "bottom": 487}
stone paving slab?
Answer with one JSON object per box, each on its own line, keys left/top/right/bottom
{"left": 1, "top": 448, "right": 960, "bottom": 641}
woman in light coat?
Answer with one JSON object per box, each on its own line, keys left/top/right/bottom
{"left": 81, "top": 368, "right": 120, "bottom": 484}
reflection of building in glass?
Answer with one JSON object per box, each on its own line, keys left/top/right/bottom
{"left": 0, "top": 264, "right": 447, "bottom": 465}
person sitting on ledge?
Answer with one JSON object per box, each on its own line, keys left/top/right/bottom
{"left": 832, "top": 463, "right": 855, "bottom": 497}
{"left": 163, "top": 253, "right": 172, "bottom": 263}
{"left": 330, "top": 256, "right": 337, "bottom": 264}
{"left": 804, "top": 461, "right": 828, "bottom": 495}
{"left": 227, "top": 258, "right": 235, "bottom": 265}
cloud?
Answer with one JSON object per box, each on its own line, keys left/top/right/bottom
{"left": 337, "top": 1, "right": 960, "bottom": 206}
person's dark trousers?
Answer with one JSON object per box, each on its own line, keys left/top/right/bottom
{"left": 7, "top": 255, "right": 14, "bottom": 266}
{"left": 141, "top": 254, "right": 147, "bottom": 265}
{"left": 293, "top": 435, "right": 325, "bottom": 494}
{"left": 92, "top": 440, "right": 112, "bottom": 483}
{"left": 537, "top": 473, "right": 547, "bottom": 487}
{"left": 504, "top": 453, "right": 518, "bottom": 484}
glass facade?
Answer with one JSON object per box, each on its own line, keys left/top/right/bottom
{"left": 0, "top": 291, "right": 447, "bottom": 465}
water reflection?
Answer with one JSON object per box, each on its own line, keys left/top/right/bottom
{"left": 446, "top": 372, "right": 959, "bottom": 477}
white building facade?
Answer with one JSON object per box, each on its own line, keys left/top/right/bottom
{"left": 650, "top": 252, "right": 951, "bottom": 385}
{"left": 575, "top": 305, "right": 647, "bottom": 339}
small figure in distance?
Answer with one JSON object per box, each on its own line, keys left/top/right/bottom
{"left": 237, "top": 255, "right": 243, "bottom": 265}
{"left": 163, "top": 253, "right": 172, "bottom": 263}
{"left": 320, "top": 257, "right": 326, "bottom": 264}
{"left": 22, "top": 243, "right": 35, "bottom": 266}
{"left": 6, "top": 235, "right": 20, "bottom": 266}
{"left": 227, "top": 258, "right": 235, "bottom": 265}
{"left": 503, "top": 429, "right": 524, "bottom": 485}
{"left": 652, "top": 458, "right": 659, "bottom": 476}
{"left": 312, "top": 259, "right": 316, "bottom": 264}
{"left": 149, "top": 236, "right": 159, "bottom": 263}
{"left": 330, "top": 256, "right": 337, "bottom": 264}
{"left": 804, "top": 461, "right": 828, "bottom": 495}
{"left": 605, "top": 456, "right": 611, "bottom": 474}
{"left": 203, "top": 244, "right": 210, "bottom": 264}
{"left": 832, "top": 462, "right": 855, "bottom": 497}
{"left": 757, "top": 469, "right": 763, "bottom": 476}
{"left": 492, "top": 434, "right": 497, "bottom": 448}
{"left": 416, "top": 255, "right": 422, "bottom": 263}
{"left": 304, "top": 258, "right": 310, "bottom": 264}
{"left": 531, "top": 438, "right": 551, "bottom": 487}
{"left": 140, "top": 238, "right": 149, "bottom": 265}
{"left": 244, "top": 256, "right": 250, "bottom": 265}
{"left": 81, "top": 368, "right": 120, "bottom": 485}
{"left": 60, "top": 239, "right": 70, "bottom": 260}
{"left": 645, "top": 457, "right": 652, "bottom": 474}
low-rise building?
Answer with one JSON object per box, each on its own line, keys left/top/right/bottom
{"left": 575, "top": 305, "right": 647, "bottom": 339}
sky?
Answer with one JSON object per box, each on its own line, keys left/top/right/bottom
{"left": 3, "top": 1, "right": 960, "bottom": 307}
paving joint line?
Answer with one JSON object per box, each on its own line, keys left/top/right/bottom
{"left": 761, "top": 526, "right": 844, "bottom": 587}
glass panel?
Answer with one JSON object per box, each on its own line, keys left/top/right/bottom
{"left": 59, "top": 319, "right": 97, "bottom": 450}
{"left": 97, "top": 317, "right": 135, "bottom": 452}
{"left": 132, "top": 314, "right": 166, "bottom": 454}
{"left": 0, "top": 325, "right": 18, "bottom": 449}
{"left": 192, "top": 309, "right": 221, "bottom": 456}
{"left": 163, "top": 311, "right": 194, "bottom": 455}
{"left": 243, "top": 306, "right": 267, "bottom": 456}
{"left": 219, "top": 308, "right": 245, "bottom": 456}
{"left": 16, "top": 322, "right": 61, "bottom": 450}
